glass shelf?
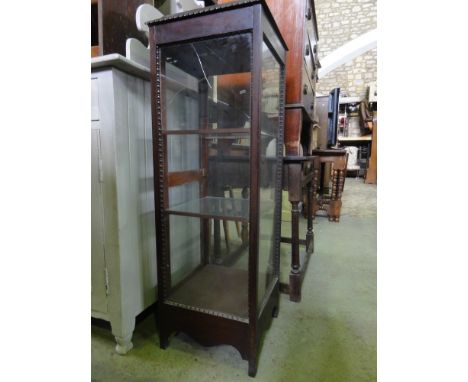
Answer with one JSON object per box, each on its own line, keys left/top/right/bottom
{"left": 166, "top": 196, "right": 249, "bottom": 222}
{"left": 163, "top": 128, "right": 250, "bottom": 136}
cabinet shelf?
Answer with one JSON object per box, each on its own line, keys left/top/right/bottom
{"left": 167, "top": 264, "right": 249, "bottom": 322}
{"left": 163, "top": 128, "right": 250, "bottom": 136}
{"left": 166, "top": 196, "right": 249, "bottom": 222}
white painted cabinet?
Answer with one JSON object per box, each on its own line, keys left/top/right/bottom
{"left": 91, "top": 54, "right": 201, "bottom": 354}
{"left": 91, "top": 55, "right": 157, "bottom": 354}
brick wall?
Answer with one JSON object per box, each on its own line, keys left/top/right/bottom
{"left": 315, "top": 0, "right": 377, "bottom": 98}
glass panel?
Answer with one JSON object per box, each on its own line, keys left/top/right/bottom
{"left": 258, "top": 41, "right": 281, "bottom": 308}
{"left": 168, "top": 182, "right": 199, "bottom": 208}
{"left": 169, "top": 215, "right": 201, "bottom": 286}
{"left": 160, "top": 34, "right": 252, "bottom": 322}
{"left": 167, "top": 135, "right": 200, "bottom": 172}
{"left": 161, "top": 34, "right": 251, "bottom": 133}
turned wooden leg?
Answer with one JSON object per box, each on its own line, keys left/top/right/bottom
{"left": 329, "top": 169, "right": 344, "bottom": 222}
{"left": 241, "top": 187, "right": 249, "bottom": 245}
{"left": 201, "top": 219, "right": 210, "bottom": 264}
{"left": 114, "top": 333, "right": 133, "bottom": 355}
{"left": 111, "top": 318, "right": 135, "bottom": 355}
{"left": 306, "top": 182, "right": 314, "bottom": 254}
{"left": 328, "top": 169, "right": 338, "bottom": 222}
{"left": 289, "top": 200, "right": 301, "bottom": 302}
{"left": 222, "top": 219, "right": 230, "bottom": 252}
{"left": 228, "top": 187, "right": 242, "bottom": 237}
{"left": 214, "top": 218, "right": 221, "bottom": 263}
{"left": 313, "top": 168, "right": 319, "bottom": 218}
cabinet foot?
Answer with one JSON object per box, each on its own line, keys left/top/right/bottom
{"left": 289, "top": 272, "right": 301, "bottom": 302}
{"left": 159, "top": 331, "right": 169, "bottom": 349}
{"left": 115, "top": 333, "right": 133, "bottom": 355}
{"left": 306, "top": 231, "right": 314, "bottom": 254}
{"left": 248, "top": 359, "right": 258, "bottom": 377}
{"left": 272, "top": 305, "right": 279, "bottom": 318}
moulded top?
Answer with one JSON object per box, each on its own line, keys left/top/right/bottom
{"left": 146, "top": 0, "right": 288, "bottom": 52}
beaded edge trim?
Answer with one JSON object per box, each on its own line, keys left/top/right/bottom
{"left": 146, "top": 0, "right": 262, "bottom": 26}
{"left": 165, "top": 300, "right": 249, "bottom": 323}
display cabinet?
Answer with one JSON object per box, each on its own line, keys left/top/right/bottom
{"left": 148, "top": 0, "right": 287, "bottom": 376}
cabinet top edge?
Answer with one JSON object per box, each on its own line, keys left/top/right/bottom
{"left": 91, "top": 53, "right": 150, "bottom": 81}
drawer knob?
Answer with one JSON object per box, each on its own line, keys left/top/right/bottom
{"left": 306, "top": 7, "right": 312, "bottom": 20}
{"left": 305, "top": 45, "right": 310, "bottom": 56}
{"left": 303, "top": 84, "right": 308, "bottom": 95}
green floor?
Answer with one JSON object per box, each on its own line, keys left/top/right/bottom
{"left": 92, "top": 178, "right": 376, "bottom": 381}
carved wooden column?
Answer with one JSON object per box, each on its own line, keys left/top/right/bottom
{"left": 287, "top": 162, "right": 302, "bottom": 302}
{"left": 305, "top": 181, "right": 313, "bottom": 253}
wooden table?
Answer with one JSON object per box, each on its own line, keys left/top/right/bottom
{"left": 312, "top": 148, "right": 348, "bottom": 222}
{"left": 280, "top": 155, "right": 318, "bottom": 302}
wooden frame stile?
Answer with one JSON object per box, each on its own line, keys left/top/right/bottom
{"left": 251, "top": 4, "right": 287, "bottom": 373}
{"left": 247, "top": 4, "right": 261, "bottom": 375}
{"left": 149, "top": 26, "right": 169, "bottom": 346}
{"left": 148, "top": 1, "right": 287, "bottom": 376}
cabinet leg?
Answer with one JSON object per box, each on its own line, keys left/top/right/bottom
{"left": 289, "top": 272, "right": 301, "bottom": 302}
{"left": 214, "top": 218, "right": 221, "bottom": 263}
{"left": 306, "top": 183, "right": 314, "bottom": 254}
{"left": 272, "top": 305, "right": 279, "bottom": 318}
{"left": 159, "top": 331, "right": 169, "bottom": 349}
{"left": 248, "top": 358, "right": 258, "bottom": 378}
{"left": 289, "top": 200, "right": 301, "bottom": 302}
{"left": 329, "top": 169, "right": 344, "bottom": 222}
{"left": 114, "top": 333, "right": 133, "bottom": 355}
{"left": 111, "top": 318, "right": 135, "bottom": 355}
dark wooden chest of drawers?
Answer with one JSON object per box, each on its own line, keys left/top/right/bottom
{"left": 216, "top": 0, "right": 319, "bottom": 156}
{"left": 264, "top": 0, "right": 319, "bottom": 156}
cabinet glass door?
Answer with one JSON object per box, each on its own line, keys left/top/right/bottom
{"left": 160, "top": 33, "right": 252, "bottom": 321}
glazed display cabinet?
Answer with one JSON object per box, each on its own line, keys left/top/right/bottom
{"left": 148, "top": 0, "right": 287, "bottom": 376}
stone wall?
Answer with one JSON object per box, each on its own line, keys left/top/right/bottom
{"left": 315, "top": 0, "right": 377, "bottom": 98}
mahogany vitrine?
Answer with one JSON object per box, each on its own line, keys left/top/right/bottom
{"left": 148, "top": 0, "right": 287, "bottom": 376}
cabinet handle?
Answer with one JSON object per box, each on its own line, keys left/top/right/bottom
{"left": 306, "top": 7, "right": 312, "bottom": 20}
{"left": 303, "top": 84, "right": 308, "bottom": 95}
{"left": 305, "top": 44, "right": 310, "bottom": 56}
